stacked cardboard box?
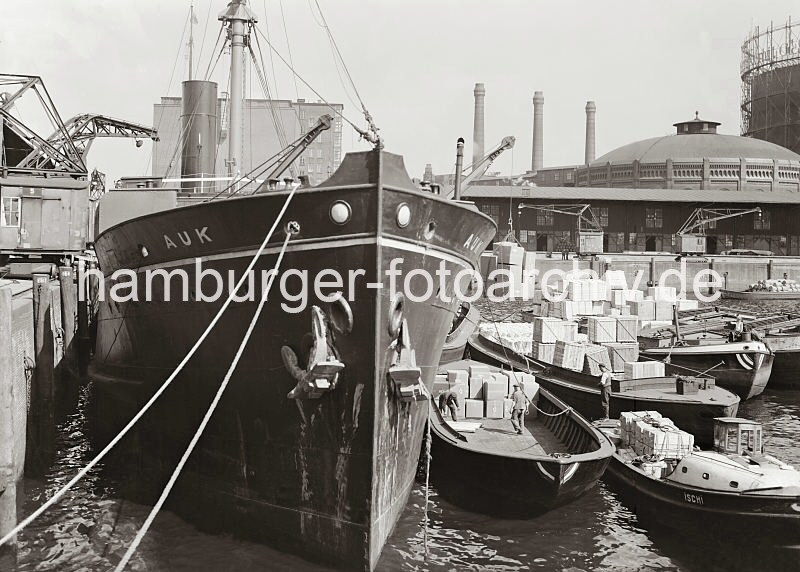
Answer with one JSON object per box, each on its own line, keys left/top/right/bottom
{"left": 508, "top": 371, "right": 539, "bottom": 402}
{"left": 532, "top": 341, "right": 555, "bottom": 363}
{"left": 532, "top": 317, "right": 577, "bottom": 343}
{"left": 604, "top": 270, "right": 629, "bottom": 290}
{"left": 554, "top": 341, "right": 586, "bottom": 371}
{"left": 609, "top": 289, "right": 644, "bottom": 307}
{"left": 629, "top": 415, "right": 694, "bottom": 459}
{"left": 631, "top": 300, "right": 655, "bottom": 321}
{"left": 588, "top": 316, "right": 617, "bottom": 343}
{"left": 583, "top": 344, "right": 613, "bottom": 375}
{"left": 655, "top": 301, "right": 674, "bottom": 321}
{"left": 464, "top": 398, "right": 484, "bottom": 418}
{"left": 602, "top": 342, "right": 640, "bottom": 372}
{"left": 615, "top": 315, "right": 639, "bottom": 342}
{"left": 620, "top": 411, "right": 662, "bottom": 446}
{"left": 647, "top": 286, "right": 677, "bottom": 301}
{"left": 622, "top": 361, "right": 665, "bottom": 380}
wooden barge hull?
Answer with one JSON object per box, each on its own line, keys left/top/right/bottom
{"left": 429, "top": 398, "right": 612, "bottom": 514}
{"left": 720, "top": 289, "right": 800, "bottom": 301}
{"left": 639, "top": 342, "right": 774, "bottom": 400}
{"left": 467, "top": 334, "right": 739, "bottom": 447}
{"left": 90, "top": 150, "right": 496, "bottom": 570}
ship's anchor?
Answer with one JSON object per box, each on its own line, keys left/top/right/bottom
{"left": 282, "top": 305, "right": 346, "bottom": 399}
{"left": 387, "top": 295, "right": 427, "bottom": 402}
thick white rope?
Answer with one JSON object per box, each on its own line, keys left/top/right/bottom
{"left": 115, "top": 231, "right": 292, "bottom": 571}
{"left": 0, "top": 187, "right": 297, "bottom": 548}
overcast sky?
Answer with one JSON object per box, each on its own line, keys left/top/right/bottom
{"left": 1, "top": 0, "right": 798, "bottom": 184}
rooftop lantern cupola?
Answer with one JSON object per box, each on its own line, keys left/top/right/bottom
{"left": 673, "top": 111, "right": 721, "bottom": 135}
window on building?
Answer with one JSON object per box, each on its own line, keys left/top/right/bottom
{"left": 754, "top": 210, "right": 771, "bottom": 230}
{"left": 566, "top": 171, "right": 573, "bottom": 181}
{"left": 704, "top": 217, "right": 717, "bottom": 230}
{"left": 554, "top": 172, "right": 560, "bottom": 182}
{"left": 520, "top": 230, "right": 528, "bottom": 243}
{"left": 299, "top": 109, "right": 306, "bottom": 120}
{"left": 479, "top": 204, "right": 501, "bottom": 225}
{"left": 1, "top": 196, "right": 20, "bottom": 227}
{"left": 645, "top": 207, "right": 663, "bottom": 229}
{"left": 597, "top": 207, "right": 609, "bottom": 228}
{"left": 537, "top": 211, "right": 554, "bottom": 227}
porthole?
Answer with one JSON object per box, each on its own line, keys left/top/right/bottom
{"left": 702, "top": 472, "right": 710, "bottom": 480}
{"left": 681, "top": 466, "right": 687, "bottom": 473}
{"left": 729, "top": 481, "right": 738, "bottom": 488}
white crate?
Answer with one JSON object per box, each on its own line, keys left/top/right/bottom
{"left": 588, "top": 316, "right": 617, "bottom": 343}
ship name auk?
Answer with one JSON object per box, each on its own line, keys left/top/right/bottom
{"left": 164, "top": 227, "right": 213, "bottom": 249}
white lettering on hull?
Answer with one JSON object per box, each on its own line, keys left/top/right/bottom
{"left": 164, "top": 227, "right": 213, "bottom": 249}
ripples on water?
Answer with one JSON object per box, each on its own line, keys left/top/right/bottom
{"left": 5, "top": 299, "right": 800, "bottom": 571}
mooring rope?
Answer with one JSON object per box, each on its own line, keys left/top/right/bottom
{"left": 0, "top": 187, "right": 298, "bottom": 548}
{"left": 418, "top": 383, "right": 433, "bottom": 561}
{"left": 115, "top": 231, "right": 293, "bottom": 571}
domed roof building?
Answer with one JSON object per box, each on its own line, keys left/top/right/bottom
{"left": 576, "top": 114, "right": 800, "bottom": 192}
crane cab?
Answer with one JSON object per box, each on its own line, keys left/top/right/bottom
{"left": 713, "top": 417, "right": 763, "bottom": 455}
{"left": 677, "top": 233, "right": 706, "bottom": 255}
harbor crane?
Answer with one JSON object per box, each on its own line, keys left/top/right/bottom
{"left": 517, "top": 203, "right": 604, "bottom": 254}
{"left": 450, "top": 135, "right": 515, "bottom": 199}
{"left": 256, "top": 114, "right": 333, "bottom": 191}
{"left": 675, "top": 207, "right": 762, "bottom": 255}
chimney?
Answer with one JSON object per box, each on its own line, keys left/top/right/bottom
{"left": 532, "top": 91, "right": 544, "bottom": 172}
{"left": 585, "top": 100, "right": 596, "bottom": 164}
{"left": 423, "top": 163, "right": 433, "bottom": 182}
{"left": 472, "top": 83, "right": 486, "bottom": 168}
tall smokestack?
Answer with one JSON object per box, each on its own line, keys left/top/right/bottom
{"left": 472, "top": 83, "right": 485, "bottom": 168}
{"left": 585, "top": 100, "right": 596, "bottom": 164}
{"left": 181, "top": 80, "right": 218, "bottom": 193}
{"left": 532, "top": 91, "right": 544, "bottom": 172}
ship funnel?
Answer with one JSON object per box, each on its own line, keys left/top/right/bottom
{"left": 181, "top": 80, "right": 218, "bottom": 193}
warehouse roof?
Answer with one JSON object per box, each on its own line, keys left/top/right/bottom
{"left": 461, "top": 185, "right": 800, "bottom": 204}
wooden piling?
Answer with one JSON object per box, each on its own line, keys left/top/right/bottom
{"left": 768, "top": 259, "right": 773, "bottom": 280}
{"left": 76, "top": 261, "right": 90, "bottom": 376}
{"left": 28, "top": 273, "right": 55, "bottom": 474}
{"left": 0, "top": 286, "right": 18, "bottom": 557}
{"left": 58, "top": 266, "right": 76, "bottom": 368}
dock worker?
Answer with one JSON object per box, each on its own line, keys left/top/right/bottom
{"left": 510, "top": 382, "right": 529, "bottom": 435}
{"left": 599, "top": 363, "right": 613, "bottom": 419}
{"left": 438, "top": 388, "right": 460, "bottom": 421}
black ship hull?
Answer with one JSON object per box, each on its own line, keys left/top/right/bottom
{"left": 90, "top": 150, "right": 496, "bottom": 570}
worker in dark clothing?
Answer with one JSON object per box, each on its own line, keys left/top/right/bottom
{"left": 510, "top": 382, "right": 528, "bottom": 435}
{"left": 599, "top": 363, "right": 613, "bottom": 419}
{"left": 438, "top": 388, "right": 460, "bottom": 421}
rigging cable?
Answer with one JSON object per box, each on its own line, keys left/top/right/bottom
{"left": 0, "top": 187, "right": 300, "bottom": 549}
{"left": 115, "top": 230, "right": 296, "bottom": 572}
{"left": 308, "top": 0, "right": 379, "bottom": 144}
{"left": 142, "top": 11, "right": 193, "bottom": 178}
{"left": 251, "top": 25, "right": 378, "bottom": 146}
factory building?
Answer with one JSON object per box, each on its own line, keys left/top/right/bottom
{"left": 460, "top": 85, "right": 800, "bottom": 255}
{"left": 152, "top": 95, "right": 343, "bottom": 187}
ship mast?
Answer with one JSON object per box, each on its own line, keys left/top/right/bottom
{"left": 219, "top": 0, "right": 257, "bottom": 179}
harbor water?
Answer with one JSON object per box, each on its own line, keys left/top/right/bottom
{"left": 5, "top": 300, "right": 800, "bottom": 571}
